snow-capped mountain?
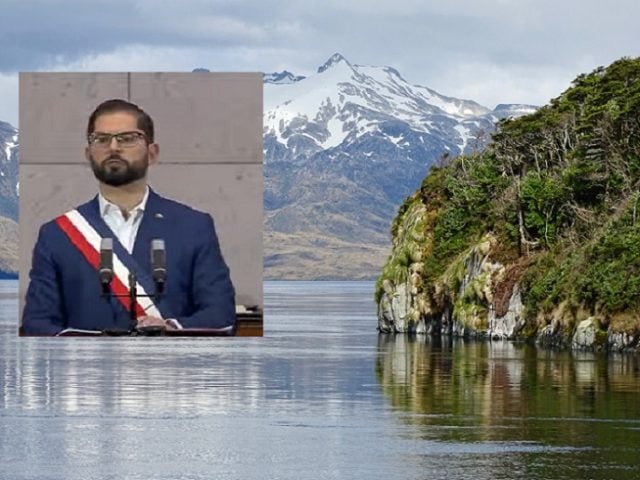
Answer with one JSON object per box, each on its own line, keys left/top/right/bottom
{"left": 0, "top": 54, "right": 536, "bottom": 279}
{"left": 264, "top": 53, "right": 503, "bottom": 163}
{"left": 262, "top": 53, "right": 536, "bottom": 279}
{"left": 0, "top": 120, "right": 18, "bottom": 221}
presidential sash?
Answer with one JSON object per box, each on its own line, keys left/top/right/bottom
{"left": 55, "top": 209, "right": 163, "bottom": 320}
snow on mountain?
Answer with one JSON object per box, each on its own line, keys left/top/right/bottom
{"left": 0, "top": 121, "right": 18, "bottom": 178}
{"left": 3, "top": 134, "right": 18, "bottom": 171}
{"left": 264, "top": 53, "right": 494, "bottom": 160}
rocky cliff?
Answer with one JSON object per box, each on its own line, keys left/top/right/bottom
{"left": 377, "top": 58, "right": 640, "bottom": 353}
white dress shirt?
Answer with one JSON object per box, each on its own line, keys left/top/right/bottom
{"left": 98, "top": 187, "right": 149, "bottom": 254}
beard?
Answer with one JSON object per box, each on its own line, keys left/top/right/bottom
{"left": 90, "top": 154, "right": 149, "bottom": 187}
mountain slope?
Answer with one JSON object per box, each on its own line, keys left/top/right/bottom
{"left": 0, "top": 120, "right": 18, "bottom": 221}
{"left": 0, "top": 120, "right": 18, "bottom": 277}
{"left": 263, "top": 53, "right": 534, "bottom": 279}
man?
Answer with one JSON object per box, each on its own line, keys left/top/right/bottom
{"left": 22, "top": 99, "right": 236, "bottom": 335}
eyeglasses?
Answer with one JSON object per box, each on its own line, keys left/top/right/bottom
{"left": 88, "top": 131, "right": 147, "bottom": 149}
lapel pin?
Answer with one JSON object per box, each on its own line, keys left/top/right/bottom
{"left": 155, "top": 213, "right": 164, "bottom": 219}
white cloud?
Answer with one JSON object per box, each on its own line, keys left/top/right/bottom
{"left": 0, "top": 75, "right": 18, "bottom": 128}
{"left": 0, "top": 0, "right": 638, "bottom": 123}
{"left": 423, "top": 61, "right": 576, "bottom": 109}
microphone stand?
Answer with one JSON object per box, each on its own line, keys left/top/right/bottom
{"left": 128, "top": 271, "right": 137, "bottom": 332}
{"left": 99, "top": 239, "right": 166, "bottom": 336}
{"left": 101, "top": 271, "right": 165, "bottom": 335}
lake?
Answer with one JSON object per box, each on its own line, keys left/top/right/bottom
{"left": 1, "top": 280, "right": 639, "bottom": 479}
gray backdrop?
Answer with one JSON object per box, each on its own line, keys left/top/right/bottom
{"left": 19, "top": 72, "right": 263, "bottom": 323}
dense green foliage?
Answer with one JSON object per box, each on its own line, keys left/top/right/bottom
{"left": 378, "top": 57, "right": 640, "bottom": 328}
{"left": 424, "top": 154, "right": 509, "bottom": 282}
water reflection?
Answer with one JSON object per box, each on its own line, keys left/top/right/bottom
{"left": 3, "top": 340, "right": 268, "bottom": 416}
{"left": 376, "top": 334, "right": 640, "bottom": 477}
{"left": 377, "top": 335, "right": 640, "bottom": 416}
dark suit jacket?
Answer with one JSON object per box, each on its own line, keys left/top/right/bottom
{"left": 22, "top": 189, "right": 236, "bottom": 335}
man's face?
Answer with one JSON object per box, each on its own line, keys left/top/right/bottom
{"left": 85, "top": 111, "right": 158, "bottom": 187}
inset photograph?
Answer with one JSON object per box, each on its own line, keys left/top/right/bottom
{"left": 19, "top": 72, "right": 263, "bottom": 336}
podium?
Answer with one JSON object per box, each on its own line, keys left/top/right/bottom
{"left": 20, "top": 311, "right": 263, "bottom": 337}
{"left": 236, "top": 311, "right": 263, "bottom": 336}
{"left": 57, "top": 328, "right": 235, "bottom": 337}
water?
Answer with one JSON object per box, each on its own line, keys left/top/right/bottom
{"left": 1, "top": 280, "right": 639, "bottom": 479}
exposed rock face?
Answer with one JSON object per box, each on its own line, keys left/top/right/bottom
{"left": 377, "top": 232, "right": 640, "bottom": 353}
{"left": 379, "top": 235, "right": 527, "bottom": 338}
{"left": 377, "top": 280, "right": 411, "bottom": 333}
{"left": 572, "top": 318, "right": 601, "bottom": 350}
{"left": 607, "top": 331, "right": 639, "bottom": 352}
{"left": 536, "top": 322, "right": 566, "bottom": 349}
{"left": 377, "top": 270, "right": 425, "bottom": 333}
{"left": 488, "top": 285, "right": 525, "bottom": 339}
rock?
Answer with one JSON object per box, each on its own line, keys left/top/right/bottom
{"left": 607, "top": 331, "right": 639, "bottom": 352}
{"left": 488, "top": 285, "right": 525, "bottom": 339}
{"left": 377, "top": 292, "right": 395, "bottom": 333}
{"left": 390, "top": 283, "right": 412, "bottom": 332}
{"left": 572, "top": 318, "right": 599, "bottom": 350}
{"left": 377, "top": 282, "right": 412, "bottom": 332}
{"left": 536, "top": 321, "right": 565, "bottom": 349}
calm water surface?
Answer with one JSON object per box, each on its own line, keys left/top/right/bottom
{"left": 1, "top": 280, "right": 639, "bottom": 479}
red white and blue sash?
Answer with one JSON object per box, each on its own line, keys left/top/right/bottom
{"left": 55, "top": 208, "right": 163, "bottom": 320}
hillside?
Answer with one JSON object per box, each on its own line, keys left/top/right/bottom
{"left": 377, "top": 57, "right": 640, "bottom": 352}
{"left": 0, "top": 215, "right": 18, "bottom": 276}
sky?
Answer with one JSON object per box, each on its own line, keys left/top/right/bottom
{"left": 1, "top": 0, "right": 639, "bottom": 128}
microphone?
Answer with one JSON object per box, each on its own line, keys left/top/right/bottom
{"left": 151, "top": 239, "right": 166, "bottom": 296}
{"left": 99, "top": 238, "right": 113, "bottom": 295}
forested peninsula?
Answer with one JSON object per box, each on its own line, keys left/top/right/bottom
{"left": 376, "top": 58, "right": 640, "bottom": 352}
